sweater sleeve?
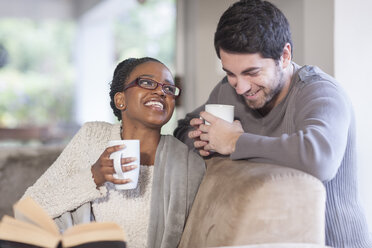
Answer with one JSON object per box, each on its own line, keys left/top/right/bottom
{"left": 232, "top": 80, "right": 351, "bottom": 182}
{"left": 22, "top": 123, "right": 108, "bottom": 218}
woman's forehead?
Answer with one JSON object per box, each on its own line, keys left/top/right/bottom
{"left": 129, "top": 61, "right": 173, "bottom": 81}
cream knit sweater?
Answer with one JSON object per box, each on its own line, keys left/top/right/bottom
{"left": 23, "top": 122, "right": 153, "bottom": 247}
{"left": 93, "top": 165, "right": 154, "bottom": 248}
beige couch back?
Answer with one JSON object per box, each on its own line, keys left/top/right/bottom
{"left": 179, "top": 157, "right": 326, "bottom": 247}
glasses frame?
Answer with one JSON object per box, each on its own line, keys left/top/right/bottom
{"left": 123, "top": 77, "right": 181, "bottom": 98}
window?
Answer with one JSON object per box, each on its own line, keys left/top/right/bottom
{"left": 0, "top": 0, "right": 176, "bottom": 145}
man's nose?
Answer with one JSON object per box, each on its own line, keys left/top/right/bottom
{"left": 235, "top": 79, "right": 251, "bottom": 95}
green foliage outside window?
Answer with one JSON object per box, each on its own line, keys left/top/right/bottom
{"left": 0, "top": 0, "right": 176, "bottom": 129}
{"left": 0, "top": 19, "right": 75, "bottom": 127}
{"left": 114, "top": 0, "right": 176, "bottom": 72}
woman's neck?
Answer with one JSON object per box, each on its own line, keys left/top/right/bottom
{"left": 121, "top": 123, "right": 160, "bottom": 166}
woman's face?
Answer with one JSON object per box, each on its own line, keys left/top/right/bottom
{"left": 120, "top": 61, "right": 175, "bottom": 129}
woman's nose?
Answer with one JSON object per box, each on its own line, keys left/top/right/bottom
{"left": 153, "top": 83, "right": 166, "bottom": 96}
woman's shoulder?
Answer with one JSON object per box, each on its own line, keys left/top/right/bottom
{"left": 162, "top": 135, "right": 205, "bottom": 164}
{"left": 75, "top": 121, "right": 118, "bottom": 141}
{"left": 161, "top": 135, "right": 188, "bottom": 149}
{"left": 81, "top": 121, "right": 115, "bottom": 129}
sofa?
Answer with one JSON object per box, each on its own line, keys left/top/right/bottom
{"left": 179, "top": 156, "right": 328, "bottom": 248}
{"left": 0, "top": 145, "right": 64, "bottom": 217}
{"left": 0, "top": 147, "right": 328, "bottom": 247}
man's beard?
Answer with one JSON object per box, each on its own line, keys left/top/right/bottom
{"left": 245, "top": 66, "right": 285, "bottom": 114}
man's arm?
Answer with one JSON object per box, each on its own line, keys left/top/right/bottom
{"left": 231, "top": 80, "right": 351, "bottom": 182}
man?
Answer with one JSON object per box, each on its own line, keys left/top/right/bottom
{"left": 173, "top": 0, "right": 372, "bottom": 247}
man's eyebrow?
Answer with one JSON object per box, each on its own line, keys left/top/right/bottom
{"left": 222, "top": 67, "right": 260, "bottom": 74}
{"left": 242, "top": 67, "right": 260, "bottom": 74}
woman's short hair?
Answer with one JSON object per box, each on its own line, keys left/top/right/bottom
{"left": 109, "top": 57, "right": 163, "bottom": 121}
{"left": 214, "top": 0, "right": 293, "bottom": 61}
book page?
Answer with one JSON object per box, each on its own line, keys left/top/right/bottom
{"left": 0, "top": 215, "right": 60, "bottom": 248}
{"left": 13, "top": 197, "right": 60, "bottom": 236}
{"left": 62, "top": 222, "right": 125, "bottom": 247}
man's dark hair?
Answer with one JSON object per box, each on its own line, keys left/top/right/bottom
{"left": 109, "top": 57, "right": 163, "bottom": 121}
{"left": 214, "top": 0, "right": 293, "bottom": 61}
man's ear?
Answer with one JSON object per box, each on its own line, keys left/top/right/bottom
{"left": 281, "top": 43, "right": 292, "bottom": 69}
{"left": 114, "top": 92, "right": 126, "bottom": 110}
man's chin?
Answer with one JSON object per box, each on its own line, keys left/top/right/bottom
{"left": 244, "top": 99, "right": 265, "bottom": 109}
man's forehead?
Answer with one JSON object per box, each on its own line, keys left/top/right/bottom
{"left": 220, "top": 52, "right": 271, "bottom": 72}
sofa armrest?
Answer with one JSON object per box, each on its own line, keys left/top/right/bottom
{"left": 179, "top": 157, "right": 326, "bottom": 247}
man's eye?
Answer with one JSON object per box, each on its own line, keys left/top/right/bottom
{"left": 226, "top": 72, "right": 235, "bottom": 77}
{"left": 247, "top": 71, "right": 259, "bottom": 76}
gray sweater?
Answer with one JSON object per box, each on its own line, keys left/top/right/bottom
{"left": 174, "top": 63, "right": 372, "bottom": 247}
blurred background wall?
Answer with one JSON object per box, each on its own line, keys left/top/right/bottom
{"left": 0, "top": 0, "right": 371, "bottom": 233}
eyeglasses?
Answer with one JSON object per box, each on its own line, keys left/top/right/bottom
{"left": 123, "top": 77, "right": 181, "bottom": 98}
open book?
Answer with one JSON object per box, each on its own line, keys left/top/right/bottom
{"left": 0, "top": 197, "right": 126, "bottom": 248}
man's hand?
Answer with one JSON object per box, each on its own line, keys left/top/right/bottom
{"left": 188, "top": 117, "right": 212, "bottom": 156}
{"left": 199, "top": 111, "right": 244, "bottom": 155}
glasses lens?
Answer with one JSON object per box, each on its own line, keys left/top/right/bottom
{"left": 163, "top": 85, "right": 179, "bottom": 96}
{"left": 138, "top": 78, "right": 180, "bottom": 97}
{"left": 138, "top": 79, "right": 157, "bottom": 89}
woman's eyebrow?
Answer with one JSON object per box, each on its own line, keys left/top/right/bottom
{"left": 140, "top": 74, "right": 154, "bottom": 78}
{"left": 141, "top": 74, "right": 174, "bottom": 85}
{"left": 164, "top": 79, "right": 174, "bottom": 84}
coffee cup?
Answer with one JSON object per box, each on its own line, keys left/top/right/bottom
{"left": 205, "top": 104, "right": 234, "bottom": 125}
{"left": 108, "top": 140, "right": 140, "bottom": 190}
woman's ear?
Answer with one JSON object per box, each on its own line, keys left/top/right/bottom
{"left": 114, "top": 92, "right": 126, "bottom": 111}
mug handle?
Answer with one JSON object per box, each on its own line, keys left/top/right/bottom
{"left": 111, "top": 151, "right": 125, "bottom": 179}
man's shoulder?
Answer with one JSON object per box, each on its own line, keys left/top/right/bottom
{"left": 291, "top": 64, "right": 350, "bottom": 105}
{"left": 296, "top": 64, "right": 337, "bottom": 86}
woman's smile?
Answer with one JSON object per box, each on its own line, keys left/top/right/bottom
{"left": 144, "top": 99, "right": 165, "bottom": 111}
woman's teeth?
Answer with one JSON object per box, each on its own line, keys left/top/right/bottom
{"left": 145, "top": 101, "right": 164, "bottom": 110}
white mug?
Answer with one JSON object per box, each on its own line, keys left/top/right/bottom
{"left": 108, "top": 140, "right": 140, "bottom": 190}
{"left": 205, "top": 104, "right": 234, "bottom": 125}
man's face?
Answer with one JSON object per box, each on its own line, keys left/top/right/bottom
{"left": 220, "top": 49, "right": 286, "bottom": 112}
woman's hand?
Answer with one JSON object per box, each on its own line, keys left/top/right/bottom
{"left": 91, "top": 145, "right": 137, "bottom": 187}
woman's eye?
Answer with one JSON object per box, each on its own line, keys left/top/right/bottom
{"left": 141, "top": 80, "right": 155, "bottom": 86}
{"left": 164, "top": 86, "right": 175, "bottom": 93}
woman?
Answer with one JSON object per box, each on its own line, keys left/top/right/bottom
{"left": 21, "top": 57, "right": 206, "bottom": 248}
